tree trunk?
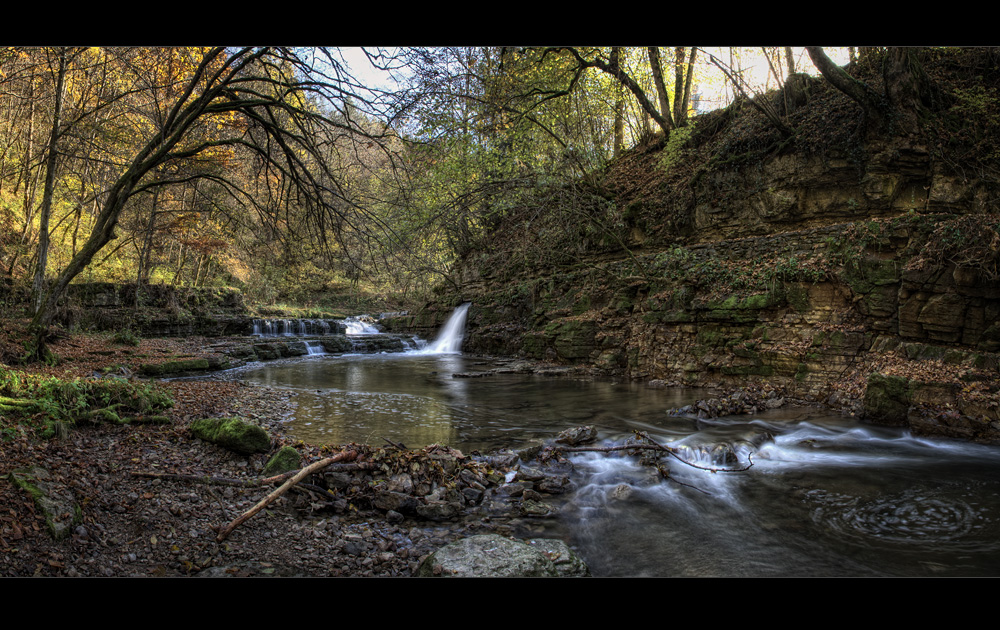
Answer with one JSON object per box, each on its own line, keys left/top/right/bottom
{"left": 883, "top": 47, "right": 943, "bottom": 135}
{"left": 680, "top": 47, "right": 697, "bottom": 125}
{"left": 612, "top": 48, "right": 625, "bottom": 157}
{"left": 136, "top": 188, "right": 160, "bottom": 286}
{"left": 33, "top": 47, "right": 69, "bottom": 314}
{"left": 647, "top": 47, "right": 674, "bottom": 129}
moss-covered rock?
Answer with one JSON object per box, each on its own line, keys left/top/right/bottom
{"left": 9, "top": 467, "right": 80, "bottom": 540}
{"left": 139, "top": 358, "right": 210, "bottom": 376}
{"left": 262, "top": 446, "right": 301, "bottom": 476}
{"left": 189, "top": 417, "right": 270, "bottom": 455}
{"left": 863, "top": 373, "right": 913, "bottom": 426}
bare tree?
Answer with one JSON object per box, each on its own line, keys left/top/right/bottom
{"left": 26, "top": 46, "right": 403, "bottom": 359}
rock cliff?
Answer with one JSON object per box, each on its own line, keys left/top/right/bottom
{"left": 386, "top": 50, "right": 1000, "bottom": 444}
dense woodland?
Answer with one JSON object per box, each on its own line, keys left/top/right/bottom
{"left": 0, "top": 46, "right": 994, "bottom": 359}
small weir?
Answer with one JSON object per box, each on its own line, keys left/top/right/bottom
{"left": 251, "top": 318, "right": 345, "bottom": 337}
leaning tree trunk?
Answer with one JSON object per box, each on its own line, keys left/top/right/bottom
{"left": 806, "top": 46, "right": 888, "bottom": 135}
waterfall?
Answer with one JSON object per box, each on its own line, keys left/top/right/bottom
{"left": 305, "top": 341, "right": 325, "bottom": 355}
{"left": 343, "top": 316, "right": 381, "bottom": 335}
{"left": 252, "top": 318, "right": 341, "bottom": 337}
{"left": 416, "top": 303, "right": 471, "bottom": 354}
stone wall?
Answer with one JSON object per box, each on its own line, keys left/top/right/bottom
{"left": 60, "top": 283, "right": 252, "bottom": 337}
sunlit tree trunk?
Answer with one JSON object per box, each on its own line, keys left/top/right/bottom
{"left": 647, "top": 47, "right": 674, "bottom": 129}
{"left": 136, "top": 187, "right": 160, "bottom": 286}
{"left": 611, "top": 48, "right": 625, "bottom": 157}
{"left": 33, "top": 47, "right": 68, "bottom": 314}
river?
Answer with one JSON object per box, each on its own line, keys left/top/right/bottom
{"left": 233, "top": 340, "right": 1000, "bottom": 577}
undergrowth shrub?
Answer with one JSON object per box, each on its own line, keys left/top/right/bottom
{"left": 0, "top": 367, "right": 172, "bottom": 438}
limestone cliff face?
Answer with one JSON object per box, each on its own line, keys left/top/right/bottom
{"left": 385, "top": 141, "right": 1000, "bottom": 444}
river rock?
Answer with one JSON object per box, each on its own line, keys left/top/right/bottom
{"left": 415, "top": 500, "right": 461, "bottom": 521}
{"left": 189, "top": 417, "right": 271, "bottom": 455}
{"left": 262, "top": 446, "right": 301, "bottom": 476}
{"left": 863, "top": 373, "right": 913, "bottom": 426}
{"left": 373, "top": 491, "right": 418, "bottom": 514}
{"left": 8, "top": 467, "right": 80, "bottom": 540}
{"left": 555, "top": 425, "right": 598, "bottom": 445}
{"left": 416, "top": 534, "right": 588, "bottom": 577}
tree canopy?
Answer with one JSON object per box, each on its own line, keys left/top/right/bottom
{"left": 1, "top": 45, "right": 983, "bottom": 359}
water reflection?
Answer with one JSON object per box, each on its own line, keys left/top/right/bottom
{"left": 240, "top": 353, "right": 703, "bottom": 452}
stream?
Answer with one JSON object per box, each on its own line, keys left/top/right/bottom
{"left": 233, "top": 307, "right": 1000, "bottom": 577}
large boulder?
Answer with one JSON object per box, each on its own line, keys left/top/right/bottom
{"left": 416, "top": 534, "right": 589, "bottom": 577}
{"left": 863, "top": 373, "right": 913, "bottom": 426}
{"left": 190, "top": 417, "right": 270, "bottom": 455}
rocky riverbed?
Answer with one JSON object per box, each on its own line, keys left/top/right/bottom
{"left": 0, "top": 333, "right": 595, "bottom": 577}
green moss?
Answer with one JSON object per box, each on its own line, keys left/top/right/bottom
{"left": 721, "top": 365, "right": 774, "bottom": 376}
{"left": 0, "top": 366, "right": 172, "bottom": 437}
{"left": 795, "top": 362, "right": 809, "bottom": 381}
{"left": 9, "top": 467, "right": 81, "bottom": 540}
{"left": 863, "top": 373, "right": 913, "bottom": 426}
{"left": 842, "top": 256, "right": 899, "bottom": 295}
{"left": 262, "top": 446, "right": 302, "bottom": 476}
{"left": 740, "top": 294, "right": 771, "bottom": 309}
{"left": 139, "top": 358, "right": 210, "bottom": 376}
{"left": 697, "top": 329, "right": 725, "bottom": 346}
{"left": 731, "top": 343, "right": 760, "bottom": 359}
{"left": 111, "top": 329, "right": 141, "bottom": 346}
{"left": 189, "top": 417, "right": 270, "bottom": 455}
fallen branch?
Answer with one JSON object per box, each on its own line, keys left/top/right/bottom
{"left": 215, "top": 449, "right": 358, "bottom": 542}
{"left": 132, "top": 472, "right": 273, "bottom": 488}
{"left": 132, "top": 462, "right": 372, "bottom": 488}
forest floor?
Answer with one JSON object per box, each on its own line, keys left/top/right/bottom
{"left": 0, "top": 329, "right": 513, "bottom": 577}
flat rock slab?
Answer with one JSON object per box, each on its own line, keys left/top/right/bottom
{"left": 8, "top": 467, "right": 79, "bottom": 540}
{"left": 416, "top": 533, "right": 589, "bottom": 577}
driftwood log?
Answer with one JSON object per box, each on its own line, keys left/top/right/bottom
{"left": 215, "top": 449, "right": 358, "bottom": 542}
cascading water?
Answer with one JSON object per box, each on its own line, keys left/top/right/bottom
{"left": 252, "top": 318, "right": 337, "bottom": 337}
{"left": 415, "top": 302, "right": 470, "bottom": 354}
{"left": 305, "top": 341, "right": 325, "bottom": 355}
{"left": 343, "top": 315, "right": 381, "bottom": 335}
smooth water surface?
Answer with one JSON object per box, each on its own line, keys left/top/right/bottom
{"left": 238, "top": 351, "right": 1000, "bottom": 577}
{"left": 241, "top": 352, "right": 698, "bottom": 452}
